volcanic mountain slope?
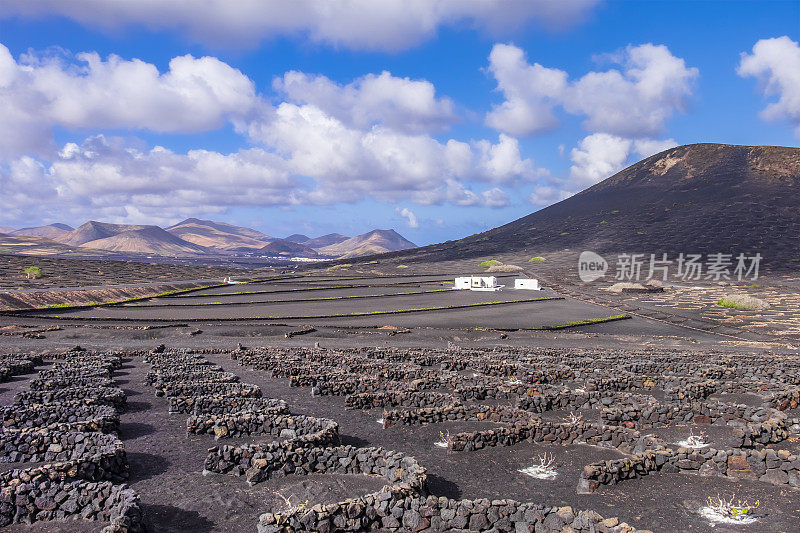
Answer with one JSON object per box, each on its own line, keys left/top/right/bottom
{"left": 165, "top": 218, "right": 271, "bottom": 251}
{"left": 303, "top": 233, "right": 350, "bottom": 249}
{"left": 376, "top": 144, "right": 800, "bottom": 267}
{"left": 258, "top": 239, "right": 320, "bottom": 257}
{"left": 12, "top": 223, "right": 74, "bottom": 241}
{"left": 63, "top": 221, "right": 207, "bottom": 255}
{"left": 317, "top": 229, "right": 417, "bottom": 258}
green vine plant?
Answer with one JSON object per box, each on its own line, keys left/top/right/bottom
{"left": 273, "top": 491, "right": 310, "bottom": 512}
{"left": 702, "top": 495, "right": 760, "bottom": 524}
{"left": 561, "top": 412, "right": 584, "bottom": 425}
{"left": 435, "top": 430, "right": 451, "bottom": 448}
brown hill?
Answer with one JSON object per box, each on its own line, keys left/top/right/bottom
{"left": 284, "top": 234, "right": 311, "bottom": 244}
{"left": 303, "top": 233, "right": 350, "bottom": 249}
{"left": 0, "top": 226, "right": 15, "bottom": 234}
{"left": 79, "top": 229, "right": 207, "bottom": 255}
{"left": 318, "top": 229, "right": 416, "bottom": 258}
{"left": 258, "top": 239, "right": 319, "bottom": 257}
{"left": 166, "top": 218, "right": 271, "bottom": 251}
{"left": 61, "top": 221, "right": 133, "bottom": 247}
{"left": 64, "top": 221, "right": 206, "bottom": 256}
{"left": 378, "top": 143, "right": 800, "bottom": 267}
{"left": 12, "top": 223, "right": 74, "bottom": 241}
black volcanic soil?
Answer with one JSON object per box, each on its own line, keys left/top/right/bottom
{"left": 642, "top": 424, "right": 743, "bottom": 450}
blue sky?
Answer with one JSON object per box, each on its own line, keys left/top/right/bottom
{"left": 0, "top": 1, "right": 797, "bottom": 244}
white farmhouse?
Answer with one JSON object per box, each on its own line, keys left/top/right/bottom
{"left": 453, "top": 276, "right": 504, "bottom": 291}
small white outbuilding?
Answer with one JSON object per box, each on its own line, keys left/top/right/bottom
{"left": 514, "top": 278, "right": 541, "bottom": 290}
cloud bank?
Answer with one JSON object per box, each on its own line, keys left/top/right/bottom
{"left": 0, "top": 0, "right": 600, "bottom": 52}
{"left": 0, "top": 43, "right": 546, "bottom": 224}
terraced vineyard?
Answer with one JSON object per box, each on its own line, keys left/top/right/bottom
{"left": 0, "top": 342, "right": 797, "bottom": 532}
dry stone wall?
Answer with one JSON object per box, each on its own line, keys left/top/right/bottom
{"left": 0, "top": 350, "right": 142, "bottom": 531}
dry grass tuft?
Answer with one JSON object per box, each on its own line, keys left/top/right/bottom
{"left": 717, "top": 294, "right": 768, "bottom": 311}
{"left": 486, "top": 264, "right": 523, "bottom": 273}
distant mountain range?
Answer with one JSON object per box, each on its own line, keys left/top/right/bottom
{"left": 11, "top": 223, "right": 74, "bottom": 240}
{"left": 166, "top": 218, "right": 272, "bottom": 251}
{"left": 297, "top": 233, "right": 350, "bottom": 249}
{"left": 0, "top": 218, "right": 416, "bottom": 259}
{"left": 315, "top": 230, "right": 417, "bottom": 259}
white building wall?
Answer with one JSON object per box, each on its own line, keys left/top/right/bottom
{"left": 514, "top": 278, "right": 541, "bottom": 290}
{"left": 454, "top": 277, "right": 471, "bottom": 289}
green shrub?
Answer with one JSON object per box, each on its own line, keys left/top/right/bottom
{"left": 529, "top": 256, "right": 546, "bottom": 262}
{"left": 396, "top": 264, "right": 408, "bottom": 269}
{"left": 478, "top": 259, "right": 503, "bottom": 267}
{"left": 24, "top": 266, "right": 42, "bottom": 280}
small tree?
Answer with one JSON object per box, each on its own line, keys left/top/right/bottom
{"left": 24, "top": 266, "right": 42, "bottom": 280}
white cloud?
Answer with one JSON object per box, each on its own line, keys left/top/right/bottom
{"left": 243, "top": 101, "right": 528, "bottom": 205}
{"left": 566, "top": 44, "right": 698, "bottom": 138}
{"left": 1, "top": 127, "right": 521, "bottom": 226}
{"left": 0, "top": 135, "right": 294, "bottom": 224}
{"left": 738, "top": 36, "right": 800, "bottom": 136}
{"left": 274, "top": 70, "right": 457, "bottom": 134}
{"left": 486, "top": 43, "right": 698, "bottom": 138}
{"left": 484, "top": 43, "right": 688, "bottom": 205}
{"left": 0, "top": 44, "right": 257, "bottom": 157}
{"left": 396, "top": 207, "right": 419, "bottom": 228}
{"left": 474, "top": 134, "right": 547, "bottom": 184}
{"left": 485, "top": 43, "right": 567, "bottom": 136}
{"left": 480, "top": 187, "right": 511, "bottom": 208}
{"left": 568, "top": 133, "right": 633, "bottom": 188}
{"left": 0, "top": 1, "right": 600, "bottom": 51}
{"left": 568, "top": 134, "right": 677, "bottom": 188}
{"left": 0, "top": 43, "right": 536, "bottom": 224}
{"left": 411, "top": 180, "right": 511, "bottom": 208}
{"left": 632, "top": 138, "right": 678, "bottom": 159}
